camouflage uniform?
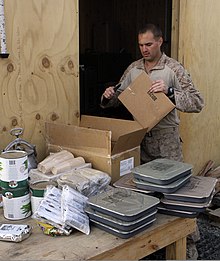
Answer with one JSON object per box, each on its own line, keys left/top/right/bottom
{"left": 101, "top": 53, "right": 204, "bottom": 163}
{"left": 141, "top": 127, "right": 183, "bottom": 163}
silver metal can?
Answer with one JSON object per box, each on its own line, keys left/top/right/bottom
{"left": 0, "top": 150, "right": 28, "bottom": 182}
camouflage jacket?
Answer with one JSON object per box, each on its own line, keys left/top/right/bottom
{"left": 101, "top": 53, "right": 204, "bottom": 130}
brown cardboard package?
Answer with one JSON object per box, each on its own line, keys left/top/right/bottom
{"left": 46, "top": 117, "right": 145, "bottom": 183}
{"left": 46, "top": 72, "right": 175, "bottom": 183}
{"left": 118, "top": 72, "right": 175, "bottom": 129}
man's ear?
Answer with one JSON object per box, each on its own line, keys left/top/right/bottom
{"left": 158, "top": 37, "right": 163, "bottom": 47}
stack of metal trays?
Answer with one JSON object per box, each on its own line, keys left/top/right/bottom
{"left": 158, "top": 176, "right": 217, "bottom": 218}
{"left": 113, "top": 173, "right": 153, "bottom": 195}
{"left": 132, "top": 159, "right": 193, "bottom": 193}
{"left": 86, "top": 187, "right": 160, "bottom": 238}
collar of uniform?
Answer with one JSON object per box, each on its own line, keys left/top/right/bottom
{"left": 135, "top": 58, "right": 145, "bottom": 70}
{"left": 135, "top": 53, "right": 167, "bottom": 71}
{"left": 136, "top": 53, "right": 167, "bottom": 71}
{"left": 151, "top": 52, "right": 166, "bottom": 70}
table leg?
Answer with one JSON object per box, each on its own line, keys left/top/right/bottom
{"left": 166, "top": 237, "right": 186, "bottom": 260}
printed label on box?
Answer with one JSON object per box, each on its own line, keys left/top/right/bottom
{"left": 120, "top": 157, "right": 134, "bottom": 176}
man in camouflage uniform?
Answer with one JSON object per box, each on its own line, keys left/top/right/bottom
{"left": 101, "top": 24, "right": 204, "bottom": 260}
{"left": 101, "top": 23, "right": 204, "bottom": 164}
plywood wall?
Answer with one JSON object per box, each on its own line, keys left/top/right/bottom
{"left": 177, "top": 0, "right": 220, "bottom": 174}
{"left": 0, "top": 0, "right": 79, "bottom": 160}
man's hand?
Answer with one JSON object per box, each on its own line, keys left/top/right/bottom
{"left": 103, "top": 86, "right": 115, "bottom": 99}
{"left": 149, "top": 80, "right": 168, "bottom": 94}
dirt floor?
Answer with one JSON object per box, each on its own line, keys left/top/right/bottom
{"left": 196, "top": 213, "right": 220, "bottom": 260}
{"left": 143, "top": 212, "right": 220, "bottom": 260}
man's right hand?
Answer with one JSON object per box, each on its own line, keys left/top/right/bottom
{"left": 103, "top": 86, "right": 115, "bottom": 99}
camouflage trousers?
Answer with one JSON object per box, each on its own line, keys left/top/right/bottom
{"left": 140, "top": 126, "right": 183, "bottom": 164}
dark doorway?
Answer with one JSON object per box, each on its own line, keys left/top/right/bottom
{"left": 79, "top": 0, "right": 172, "bottom": 119}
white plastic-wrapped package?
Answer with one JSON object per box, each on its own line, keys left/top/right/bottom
{"left": 62, "top": 185, "right": 88, "bottom": 206}
{"left": 0, "top": 224, "right": 32, "bottom": 242}
{"left": 29, "top": 168, "right": 62, "bottom": 183}
{"left": 32, "top": 185, "right": 72, "bottom": 235}
{"left": 78, "top": 168, "right": 111, "bottom": 195}
{"left": 32, "top": 185, "right": 90, "bottom": 236}
{"left": 51, "top": 157, "right": 85, "bottom": 175}
{"left": 57, "top": 168, "right": 111, "bottom": 197}
{"left": 38, "top": 150, "right": 74, "bottom": 174}
{"left": 61, "top": 185, "right": 90, "bottom": 235}
{"left": 57, "top": 171, "right": 90, "bottom": 195}
{"left": 29, "top": 163, "right": 92, "bottom": 184}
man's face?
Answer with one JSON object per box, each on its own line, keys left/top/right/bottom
{"left": 138, "top": 31, "right": 162, "bottom": 62}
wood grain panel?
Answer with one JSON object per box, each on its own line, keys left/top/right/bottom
{"left": 0, "top": 207, "right": 196, "bottom": 260}
{"left": 178, "top": 0, "right": 220, "bottom": 174}
{"left": 0, "top": 0, "right": 79, "bottom": 160}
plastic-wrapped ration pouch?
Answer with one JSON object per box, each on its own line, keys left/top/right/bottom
{"left": 57, "top": 168, "right": 111, "bottom": 197}
{"left": 0, "top": 224, "right": 32, "bottom": 242}
{"left": 61, "top": 185, "right": 90, "bottom": 235}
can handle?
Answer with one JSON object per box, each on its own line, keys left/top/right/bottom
{"left": 4, "top": 139, "right": 37, "bottom": 155}
{"left": 10, "top": 128, "right": 23, "bottom": 138}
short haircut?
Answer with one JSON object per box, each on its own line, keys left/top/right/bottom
{"left": 138, "top": 24, "right": 163, "bottom": 39}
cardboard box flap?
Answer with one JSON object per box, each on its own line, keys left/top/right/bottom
{"left": 45, "top": 122, "right": 112, "bottom": 155}
{"left": 118, "top": 72, "right": 175, "bottom": 129}
{"left": 80, "top": 115, "right": 143, "bottom": 141}
{"left": 111, "top": 128, "right": 146, "bottom": 155}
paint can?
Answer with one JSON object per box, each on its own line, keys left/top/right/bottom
{"left": 30, "top": 181, "right": 57, "bottom": 213}
{"left": 0, "top": 187, "right": 2, "bottom": 208}
{"left": 2, "top": 187, "right": 31, "bottom": 220}
{"left": 0, "top": 179, "right": 29, "bottom": 190}
{"left": 0, "top": 150, "right": 28, "bottom": 182}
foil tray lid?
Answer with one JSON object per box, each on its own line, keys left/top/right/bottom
{"left": 85, "top": 205, "right": 157, "bottom": 226}
{"left": 113, "top": 173, "right": 152, "bottom": 194}
{"left": 163, "top": 176, "right": 217, "bottom": 200}
{"left": 158, "top": 206, "right": 198, "bottom": 218}
{"left": 133, "top": 174, "right": 191, "bottom": 191}
{"left": 90, "top": 217, "right": 156, "bottom": 237}
{"left": 131, "top": 158, "right": 193, "bottom": 184}
{"left": 87, "top": 187, "right": 160, "bottom": 219}
{"left": 161, "top": 195, "right": 213, "bottom": 208}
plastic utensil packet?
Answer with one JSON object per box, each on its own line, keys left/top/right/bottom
{"left": 0, "top": 224, "right": 32, "bottom": 242}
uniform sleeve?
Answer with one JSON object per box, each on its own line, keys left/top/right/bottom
{"left": 173, "top": 66, "right": 205, "bottom": 113}
{"left": 100, "top": 65, "right": 132, "bottom": 109}
{"left": 100, "top": 92, "right": 121, "bottom": 108}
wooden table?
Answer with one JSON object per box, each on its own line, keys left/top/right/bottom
{"left": 0, "top": 208, "right": 196, "bottom": 260}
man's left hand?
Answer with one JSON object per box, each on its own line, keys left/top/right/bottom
{"left": 149, "top": 80, "right": 168, "bottom": 94}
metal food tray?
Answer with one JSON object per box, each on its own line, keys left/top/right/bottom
{"left": 113, "top": 173, "right": 153, "bottom": 194}
{"left": 90, "top": 218, "right": 156, "bottom": 239}
{"left": 132, "top": 158, "right": 193, "bottom": 185}
{"left": 87, "top": 187, "right": 160, "bottom": 222}
{"left": 85, "top": 205, "right": 157, "bottom": 232}
{"left": 133, "top": 174, "right": 191, "bottom": 194}
{"left": 163, "top": 176, "right": 217, "bottom": 203}
{"left": 157, "top": 206, "right": 199, "bottom": 218}
{"left": 160, "top": 197, "right": 212, "bottom": 213}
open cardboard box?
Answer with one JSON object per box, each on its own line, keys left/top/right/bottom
{"left": 46, "top": 72, "right": 175, "bottom": 183}
{"left": 46, "top": 117, "right": 145, "bottom": 183}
